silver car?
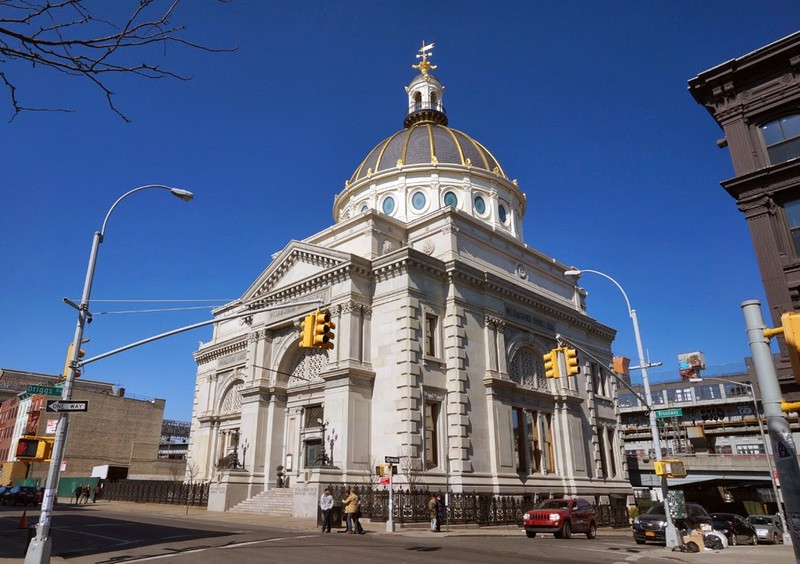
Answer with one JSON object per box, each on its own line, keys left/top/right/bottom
{"left": 746, "top": 514, "right": 783, "bottom": 544}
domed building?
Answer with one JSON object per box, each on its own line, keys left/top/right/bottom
{"left": 187, "top": 44, "right": 631, "bottom": 518}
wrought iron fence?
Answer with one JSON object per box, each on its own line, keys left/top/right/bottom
{"left": 102, "top": 480, "right": 209, "bottom": 506}
{"left": 327, "top": 485, "right": 629, "bottom": 528}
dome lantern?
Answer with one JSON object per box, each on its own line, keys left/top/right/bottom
{"left": 404, "top": 41, "right": 447, "bottom": 127}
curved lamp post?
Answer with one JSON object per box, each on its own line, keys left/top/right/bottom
{"left": 26, "top": 185, "right": 193, "bottom": 564}
{"left": 688, "top": 376, "right": 790, "bottom": 544}
{"left": 564, "top": 268, "right": 681, "bottom": 549}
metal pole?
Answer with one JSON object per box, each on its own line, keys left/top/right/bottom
{"left": 386, "top": 468, "right": 395, "bottom": 532}
{"left": 567, "top": 269, "right": 680, "bottom": 548}
{"left": 630, "top": 309, "right": 681, "bottom": 548}
{"left": 742, "top": 300, "right": 800, "bottom": 558}
{"left": 748, "top": 385, "right": 791, "bottom": 545}
{"left": 25, "top": 185, "right": 192, "bottom": 564}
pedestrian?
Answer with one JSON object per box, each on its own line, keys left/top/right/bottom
{"left": 435, "top": 494, "right": 445, "bottom": 532}
{"left": 428, "top": 493, "right": 438, "bottom": 532}
{"left": 82, "top": 484, "right": 91, "bottom": 504}
{"left": 93, "top": 483, "right": 102, "bottom": 503}
{"left": 342, "top": 487, "right": 359, "bottom": 533}
{"left": 319, "top": 487, "right": 333, "bottom": 533}
{"left": 354, "top": 497, "right": 364, "bottom": 534}
{"left": 73, "top": 484, "right": 83, "bottom": 504}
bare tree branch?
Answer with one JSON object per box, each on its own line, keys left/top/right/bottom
{"left": 0, "top": 0, "right": 234, "bottom": 121}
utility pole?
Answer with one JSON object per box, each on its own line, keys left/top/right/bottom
{"left": 742, "top": 300, "right": 800, "bottom": 561}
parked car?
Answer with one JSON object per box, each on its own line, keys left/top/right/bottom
{"left": 710, "top": 512, "right": 758, "bottom": 546}
{"left": 522, "top": 498, "right": 597, "bottom": 539}
{"left": 747, "top": 514, "right": 783, "bottom": 544}
{"left": 632, "top": 502, "right": 713, "bottom": 545}
{"left": 0, "top": 485, "right": 40, "bottom": 506}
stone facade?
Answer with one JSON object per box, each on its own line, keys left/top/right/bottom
{"left": 187, "top": 45, "right": 632, "bottom": 515}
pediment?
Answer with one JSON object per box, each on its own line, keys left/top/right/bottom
{"left": 240, "top": 240, "right": 352, "bottom": 302}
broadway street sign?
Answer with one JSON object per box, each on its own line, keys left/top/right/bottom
{"left": 655, "top": 408, "right": 683, "bottom": 419}
{"left": 46, "top": 400, "right": 88, "bottom": 413}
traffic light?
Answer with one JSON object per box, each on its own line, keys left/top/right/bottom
{"left": 15, "top": 436, "right": 53, "bottom": 462}
{"left": 782, "top": 312, "right": 800, "bottom": 383}
{"left": 543, "top": 348, "right": 561, "bottom": 379}
{"left": 299, "top": 314, "right": 315, "bottom": 348}
{"left": 61, "top": 343, "right": 85, "bottom": 379}
{"left": 313, "top": 311, "right": 335, "bottom": 349}
{"left": 564, "top": 348, "right": 580, "bottom": 376}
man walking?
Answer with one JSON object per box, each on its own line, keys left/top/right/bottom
{"left": 320, "top": 487, "right": 333, "bottom": 533}
{"left": 342, "top": 487, "right": 359, "bottom": 534}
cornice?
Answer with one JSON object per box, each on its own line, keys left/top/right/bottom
{"left": 193, "top": 338, "right": 247, "bottom": 366}
{"left": 722, "top": 158, "right": 800, "bottom": 203}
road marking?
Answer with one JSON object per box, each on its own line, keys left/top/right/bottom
{"left": 112, "top": 534, "right": 319, "bottom": 562}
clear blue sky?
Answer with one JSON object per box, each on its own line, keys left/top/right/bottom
{"left": 2, "top": 1, "right": 798, "bottom": 421}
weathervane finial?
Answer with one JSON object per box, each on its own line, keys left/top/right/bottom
{"left": 412, "top": 40, "right": 437, "bottom": 77}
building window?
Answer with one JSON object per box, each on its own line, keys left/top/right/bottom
{"left": 542, "top": 412, "right": 554, "bottom": 473}
{"left": 305, "top": 438, "right": 324, "bottom": 467}
{"left": 513, "top": 408, "right": 527, "bottom": 472}
{"left": 591, "top": 363, "right": 607, "bottom": 396}
{"left": 760, "top": 115, "right": 800, "bottom": 164}
{"left": 667, "top": 388, "right": 693, "bottom": 403}
{"left": 382, "top": 196, "right": 396, "bottom": 215}
{"left": 424, "top": 400, "right": 440, "bottom": 468}
{"left": 424, "top": 312, "right": 438, "bottom": 358}
{"left": 411, "top": 191, "right": 427, "bottom": 210}
{"left": 443, "top": 191, "right": 458, "bottom": 208}
{"left": 694, "top": 384, "right": 721, "bottom": 401}
{"left": 526, "top": 410, "right": 540, "bottom": 473}
{"left": 784, "top": 199, "right": 800, "bottom": 255}
{"left": 474, "top": 195, "right": 486, "bottom": 215}
{"left": 304, "top": 404, "right": 324, "bottom": 428}
{"left": 618, "top": 394, "right": 638, "bottom": 408}
{"left": 498, "top": 204, "right": 507, "bottom": 223}
{"left": 597, "top": 428, "right": 608, "bottom": 478}
{"left": 736, "top": 443, "right": 766, "bottom": 455}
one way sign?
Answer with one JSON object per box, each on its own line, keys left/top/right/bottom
{"left": 46, "top": 400, "right": 88, "bottom": 413}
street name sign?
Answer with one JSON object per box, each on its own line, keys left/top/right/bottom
{"left": 655, "top": 408, "right": 683, "bottom": 419}
{"left": 385, "top": 456, "right": 400, "bottom": 464}
{"left": 46, "top": 400, "right": 88, "bottom": 413}
{"left": 26, "top": 385, "right": 62, "bottom": 397}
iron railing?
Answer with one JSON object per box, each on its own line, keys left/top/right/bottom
{"left": 327, "top": 485, "right": 629, "bottom": 528}
{"left": 102, "top": 480, "right": 209, "bottom": 506}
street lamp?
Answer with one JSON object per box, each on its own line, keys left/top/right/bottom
{"left": 687, "top": 376, "right": 791, "bottom": 544}
{"left": 25, "top": 184, "right": 193, "bottom": 564}
{"left": 564, "top": 268, "right": 681, "bottom": 549}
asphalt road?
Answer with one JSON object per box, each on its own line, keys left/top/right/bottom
{"left": 0, "top": 502, "right": 795, "bottom": 564}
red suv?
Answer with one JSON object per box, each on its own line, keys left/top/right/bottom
{"left": 522, "top": 498, "right": 597, "bottom": 539}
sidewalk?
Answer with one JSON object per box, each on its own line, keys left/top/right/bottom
{"left": 40, "top": 501, "right": 799, "bottom": 563}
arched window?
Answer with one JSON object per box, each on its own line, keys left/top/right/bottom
{"left": 760, "top": 114, "right": 800, "bottom": 164}
{"left": 509, "top": 348, "right": 548, "bottom": 390}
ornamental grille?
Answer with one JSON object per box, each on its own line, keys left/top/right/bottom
{"left": 304, "top": 404, "right": 324, "bottom": 428}
{"left": 288, "top": 348, "right": 327, "bottom": 387}
{"left": 509, "top": 348, "right": 547, "bottom": 390}
{"left": 220, "top": 380, "right": 244, "bottom": 414}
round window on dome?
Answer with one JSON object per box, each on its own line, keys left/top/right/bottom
{"left": 498, "top": 205, "right": 507, "bottom": 224}
{"left": 411, "top": 191, "right": 427, "bottom": 211}
{"left": 360, "top": 204, "right": 369, "bottom": 213}
{"left": 443, "top": 191, "right": 458, "bottom": 208}
{"left": 474, "top": 195, "right": 486, "bottom": 215}
{"left": 382, "top": 196, "right": 396, "bottom": 215}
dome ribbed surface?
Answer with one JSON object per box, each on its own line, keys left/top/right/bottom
{"left": 350, "top": 123, "right": 506, "bottom": 183}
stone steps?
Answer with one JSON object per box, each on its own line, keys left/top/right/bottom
{"left": 230, "top": 489, "right": 294, "bottom": 516}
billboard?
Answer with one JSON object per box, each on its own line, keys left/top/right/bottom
{"left": 678, "top": 351, "right": 706, "bottom": 379}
